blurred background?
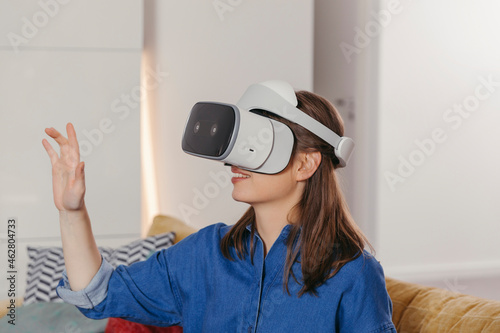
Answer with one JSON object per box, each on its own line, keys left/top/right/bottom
{"left": 1, "top": 0, "right": 499, "bottom": 300}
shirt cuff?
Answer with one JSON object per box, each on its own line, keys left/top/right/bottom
{"left": 56, "top": 255, "right": 114, "bottom": 309}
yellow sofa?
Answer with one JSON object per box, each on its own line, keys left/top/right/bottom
{"left": 386, "top": 277, "right": 500, "bottom": 332}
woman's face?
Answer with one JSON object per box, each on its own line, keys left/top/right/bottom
{"left": 230, "top": 155, "right": 304, "bottom": 207}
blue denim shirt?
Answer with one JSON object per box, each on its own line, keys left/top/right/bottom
{"left": 57, "top": 223, "right": 396, "bottom": 332}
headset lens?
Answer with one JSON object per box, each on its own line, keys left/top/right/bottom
{"left": 182, "top": 102, "right": 236, "bottom": 158}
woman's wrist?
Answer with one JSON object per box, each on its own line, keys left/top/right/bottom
{"left": 59, "top": 202, "right": 88, "bottom": 224}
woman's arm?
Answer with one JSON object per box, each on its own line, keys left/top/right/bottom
{"left": 42, "top": 123, "right": 101, "bottom": 291}
{"left": 44, "top": 123, "right": 181, "bottom": 326}
{"left": 336, "top": 253, "right": 396, "bottom": 332}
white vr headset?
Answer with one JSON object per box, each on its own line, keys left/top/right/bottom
{"left": 181, "top": 80, "right": 354, "bottom": 174}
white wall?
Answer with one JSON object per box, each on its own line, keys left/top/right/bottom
{"left": 314, "top": 0, "right": 378, "bottom": 241}
{"left": 143, "top": 0, "right": 314, "bottom": 230}
{"left": 0, "top": 0, "right": 143, "bottom": 297}
{"left": 375, "top": 0, "right": 500, "bottom": 282}
{"left": 314, "top": 0, "right": 500, "bottom": 293}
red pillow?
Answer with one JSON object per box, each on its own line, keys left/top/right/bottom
{"left": 105, "top": 318, "right": 183, "bottom": 333}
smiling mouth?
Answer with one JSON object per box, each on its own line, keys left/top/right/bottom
{"left": 230, "top": 166, "right": 251, "bottom": 182}
{"left": 232, "top": 173, "right": 250, "bottom": 179}
{"left": 230, "top": 166, "right": 251, "bottom": 178}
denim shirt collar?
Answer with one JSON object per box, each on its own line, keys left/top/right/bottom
{"left": 245, "top": 223, "right": 294, "bottom": 242}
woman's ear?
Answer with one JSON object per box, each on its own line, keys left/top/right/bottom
{"left": 295, "top": 151, "right": 322, "bottom": 181}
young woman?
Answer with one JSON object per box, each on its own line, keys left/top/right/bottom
{"left": 42, "top": 88, "right": 396, "bottom": 332}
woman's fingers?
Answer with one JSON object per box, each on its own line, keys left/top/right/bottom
{"left": 66, "top": 123, "right": 80, "bottom": 156}
{"left": 43, "top": 123, "right": 86, "bottom": 212}
{"left": 45, "top": 127, "right": 69, "bottom": 147}
{"left": 44, "top": 123, "right": 81, "bottom": 163}
{"left": 42, "top": 138, "right": 59, "bottom": 166}
{"left": 75, "top": 161, "right": 85, "bottom": 186}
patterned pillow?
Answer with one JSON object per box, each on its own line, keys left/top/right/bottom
{"left": 23, "top": 232, "right": 175, "bottom": 305}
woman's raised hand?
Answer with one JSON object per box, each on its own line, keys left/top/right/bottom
{"left": 42, "top": 123, "right": 86, "bottom": 212}
{"left": 43, "top": 124, "right": 101, "bottom": 291}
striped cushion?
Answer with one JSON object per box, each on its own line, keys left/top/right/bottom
{"left": 23, "top": 232, "right": 175, "bottom": 305}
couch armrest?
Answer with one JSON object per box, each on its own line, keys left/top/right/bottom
{"left": 386, "top": 277, "right": 500, "bottom": 332}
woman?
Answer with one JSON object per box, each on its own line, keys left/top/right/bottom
{"left": 42, "top": 87, "right": 396, "bottom": 332}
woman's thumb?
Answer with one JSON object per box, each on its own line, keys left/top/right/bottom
{"left": 76, "top": 161, "right": 85, "bottom": 181}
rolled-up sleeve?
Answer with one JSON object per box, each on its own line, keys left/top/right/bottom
{"left": 56, "top": 256, "right": 114, "bottom": 309}
{"left": 54, "top": 249, "right": 183, "bottom": 327}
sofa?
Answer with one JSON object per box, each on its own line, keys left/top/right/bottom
{"left": 2, "top": 214, "right": 499, "bottom": 332}
{"left": 386, "top": 277, "right": 500, "bottom": 332}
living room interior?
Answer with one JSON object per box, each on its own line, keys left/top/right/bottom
{"left": 1, "top": 0, "right": 499, "bottom": 331}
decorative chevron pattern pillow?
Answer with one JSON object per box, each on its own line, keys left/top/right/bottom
{"left": 23, "top": 232, "right": 175, "bottom": 305}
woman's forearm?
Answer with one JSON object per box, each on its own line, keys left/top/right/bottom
{"left": 59, "top": 203, "right": 101, "bottom": 291}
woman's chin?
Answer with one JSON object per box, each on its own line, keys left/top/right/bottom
{"left": 231, "top": 190, "right": 251, "bottom": 204}
{"left": 231, "top": 193, "right": 245, "bottom": 203}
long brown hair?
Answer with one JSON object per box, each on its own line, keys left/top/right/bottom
{"left": 220, "top": 90, "right": 372, "bottom": 296}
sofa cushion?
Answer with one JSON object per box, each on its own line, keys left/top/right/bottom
{"left": 147, "top": 215, "right": 197, "bottom": 243}
{"left": 105, "top": 318, "right": 182, "bottom": 333}
{"left": 386, "top": 277, "right": 500, "bottom": 332}
{"left": 0, "top": 302, "right": 108, "bottom": 332}
{"left": 23, "top": 232, "right": 175, "bottom": 305}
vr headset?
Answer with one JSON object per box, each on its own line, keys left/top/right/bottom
{"left": 181, "top": 80, "right": 354, "bottom": 174}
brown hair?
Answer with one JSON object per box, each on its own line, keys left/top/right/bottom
{"left": 220, "top": 90, "right": 372, "bottom": 296}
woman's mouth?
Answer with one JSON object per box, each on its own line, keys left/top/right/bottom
{"left": 232, "top": 173, "right": 250, "bottom": 179}
{"left": 231, "top": 167, "right": 251, "bottom": 183}
{"left": 231, "top": 173, "right": 250, "bottom": 183}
